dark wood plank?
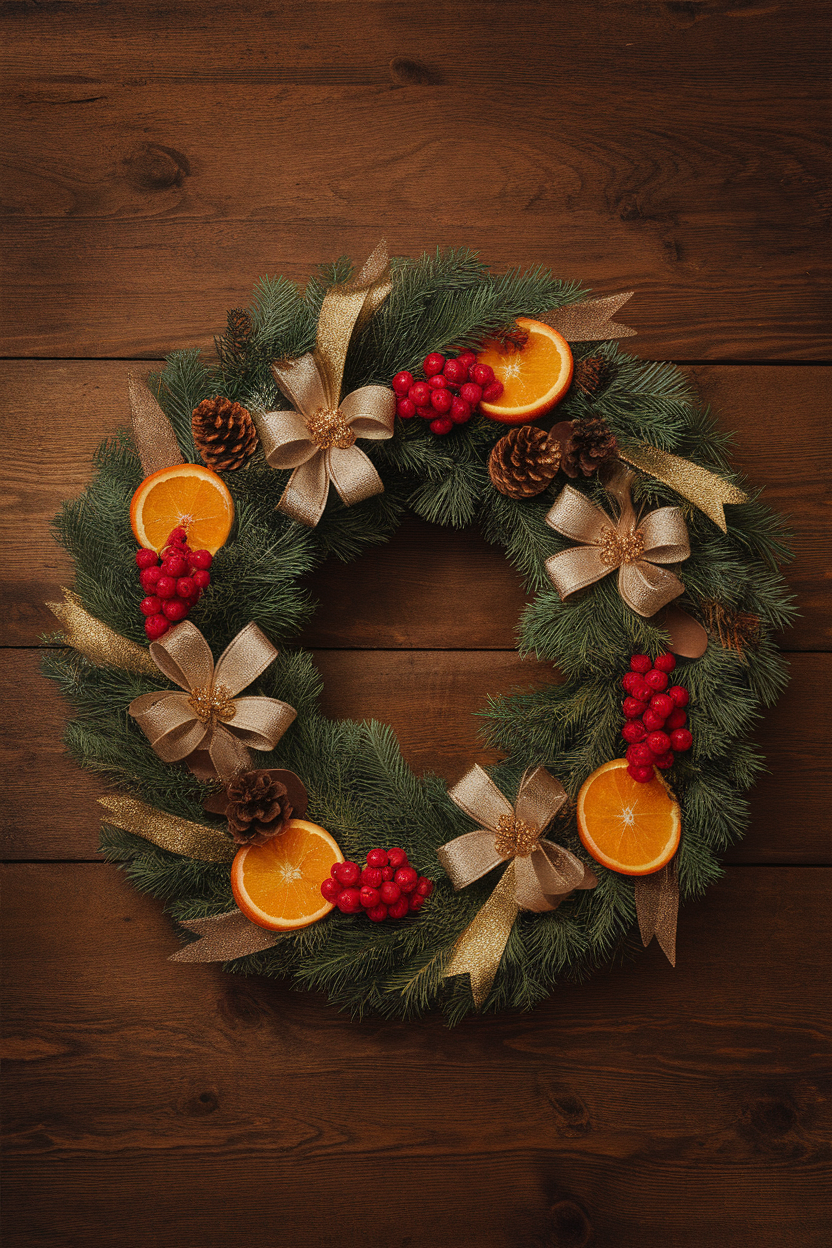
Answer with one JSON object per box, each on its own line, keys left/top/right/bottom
{"left": 2, "top": 863, "right": 830, "bottom": 1248}
{"left": 2, "top": 361, "right": 828, "bottom": 649}
{"left": 3, "top": 650, "right": 828, "bottom": 863}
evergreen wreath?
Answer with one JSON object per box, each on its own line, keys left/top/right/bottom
{"left": 44, "top": 248, "right": 794, "bottom": 1024}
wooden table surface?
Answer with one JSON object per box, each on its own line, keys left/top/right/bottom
{"left": 2, "top": 4, "right": 830, "bottom": 1246}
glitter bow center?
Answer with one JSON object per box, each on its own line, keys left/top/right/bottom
{"left": 494, "top": 814, "right": 541, "bottom": 860}
{"left": 599, "top": 525, "right": 645, "bottom": 568}
{"left": 187, "top": 684, "right": 237, "bottom": 726}
{"left": 307, "top": 407, "right": 357, "bottom": 451}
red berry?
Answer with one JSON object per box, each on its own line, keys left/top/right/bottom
{"left": 330, "top": 862, "right": 342, "bottom": 880}
{"left": 666, "top": 708, "right": 687, "bottom": 731}
{"left": 380, "top": 881, "right": 401, "bottom": 905}
{"left": 144, "top": 614, "right": 170, "bottom": 640}
{"left": 188, "top": 550, "right": 213, "bottom": 571}
{"left": 135, "top": 548, "right": 159, "bottom": 569}
{"left": 459, "top": 382, "right": 483, "bottom": 406}
{"left": 162, "top": 598, "right": 189, "bottom": 622}
{"left": 361, "top": 866, "right": 383, "bottom": 889}
{"left": 416, "top": 877, "right": 433, "bottom": 897}
{"left": 443, "top": 358, "right": 468, "bottom": 385}
{"left": 481, "top": 380, "right": 504, "bottom": 402}
{"left": 155, "top": 575, "right": 176, "bottom": 600}
{"left": 140, "top": 595, "right": 162, "bottom": 616}
{"left": 366, "top": 903, "right": 388, "bottom": 923}
{"left": 320, "top": 878, "right": 340, "bottom": 902}
{"left": 457, "top": 350, "right": 477, "bottom": 369}
{"left": 430, "top": 417, "right": 453, "bottom": 436}
{"left": 630, "top": 655, "right": 652, "bottom": 673}
{"left": 449, "top": 397, "right": 472, "bottom": 424}
{"left": 628, "top": 764, "right": 654, "bottom": 784}
{"left": 140, "top": 566, "right": 162, "bottom": 592}
{"left": 408, "top": 893, "right": 425, "bottom": 911}
{"left": 631, "top": 678, "right": 653, "bottom": 703}
{"left": 642, "top": 708, "right": 666, "bottom": 732}
{"left": 409, "top": 382, "right": 431, "bottom": 406}
{"left": 668, "top": 685, "right": 690, "bottom": 708}
{"left": 423, "top": 352, "right": 445, "bottom": 376}
{"left": 416, "top": 405, "right": 434, "bottom": 420}
{"left": 650, "top": 693, "right": 675, "bottom": 719}
{"left": 174, "top": 576, "right": 194, "bottom": 600}
{"left": 654, "top": 751, "right": 675, "bottom": 769}
{"left": 626, "top": 743, "right": 654, "bottom": 767}
{"left": 161, "top": 554, "right": 188, "bottom": 579}
{"left": 654, "top": 653, "right": 676, "bottom": 673}
{"left": 428, "top": 374, "right": 448, "bottom": 390}
{"left": 395, "top": 867, "right": 418, "bottom": 893}
{"left": 168, "top": 527, "right": 188, "bottom": 544}
{"left": 359, "top": 885, "right": 381, "bottom": 909}
{"left": 621, "top": 720, "right": 647, "bottom": 744}
{"left": 670, "top": 728, "right": 693, "bottom": 752}
{"left": 334, "top": 861, "right": 361, "bottom": 887}
{"left": 192, "top": 569, "right": 211, "bottom": 590}
{"left": 366, "top": 848, "right": 388, "bottom": 868}
{"left": 381, "top": 866, "right": 395, "bottom": 882}
{"left": 645, "top": 669, "right": 669, "bottom": 692}
{"left": 470, "top": 362, "right": 494, "bottom": 387}
{"left": 396, "top": 398, "right": 416, "bottom": 420}
{"left": 336, "top": 888, "right": 362, "bottom": 914}
{"left": 392, "top": 370, "right": 414, "bottom": 395}
{"left": 623, "top": 697, "right": 648, "bottom": 719}
{"left": 387, "top": 897, "right": 410, "bottom": 920}
{"left": 621, "top": 672, "right": 642, "bottom": 694}
{"left": 430, "top": 387, "right": 452, "bottom": 413}
{"left": 647, "top": 731, "right": 671, "bottom": 755}
{"left": 387, "top": 847, "right": 408, "bottom": 869}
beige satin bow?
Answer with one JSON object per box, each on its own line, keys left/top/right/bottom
{"left": 128, "top": 621, "right": 296, "bottom": 781}
{"left": 254, "top": 242, "right": 396, "bottom": 527}
{"left": 545, "top": 467, "right": 691, "bottom": 618}
{"left": 439, "top": 765, "right": 596, "bottom": 1008}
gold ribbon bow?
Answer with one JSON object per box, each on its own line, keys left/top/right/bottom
{"left": 254, "top": 242, "right": 396, "bottom": 527}
{"left": 438, "top": 765, "right": 597, "bottom": 1008}
{"left": 544, "top": 467, "right": 691, "bottom": 618}
{"left": 128, "top": 621, "right": 296, "bottom": 781}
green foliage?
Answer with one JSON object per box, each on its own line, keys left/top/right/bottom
{"left": 44, "top": 250, "right": 794, "bottom": 1024}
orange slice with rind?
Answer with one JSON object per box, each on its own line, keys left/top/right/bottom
{"left": 577, "top": 759, "right": 681, "bottom": 876}
{"left": 477, "top": 316, "right": 574, "bottom": 423}
{"left": 130, "top": 463, "right": 234, "bottom": 554}
{"left": 231, "top": 818, "right": 344, "bottom": 931}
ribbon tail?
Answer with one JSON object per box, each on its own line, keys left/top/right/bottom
{"left": 443, "top": 862, "right": 520, "bottom": 1010}
{"left": 98, "top": 795, "right": 235, "bottom": 863}
{"left": 540, "top": 291, "right": 636, "bottom": 342}
{"left": 328, "top": 444, "right": 385, "bottom": 508}
{"left": 634, "top": 861, "right": 679, "bottom": 966}
{"left": 315, "top": 243, "right": 393, "bottom": 405}
{"left": 46, "top": 589, "right": 159, "bottom": 675}
{"left": 169, "top": 910, "right": 282, "bottom": 961}
{"left": 127, "top": 373, "right": 184, "bottom": 477}
{"left": 278, "top": 455, "right": 331, "bottom": 527}
{"left": 208, "top": 726, "right": 253, "bottom": 782}
{"left": 619, "top": 560, "right": 686, "bottom": 618}
{"left": 618, "top": 445, "right": 748, "bottom": 533}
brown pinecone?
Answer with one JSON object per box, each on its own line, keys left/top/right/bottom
{"left": 225, "top": 770, "right": 294, "bottom": 846}
{"left": 488, "top": 426, "right": 561, "bottom": 499}
{"left": 192, "top": 396, "right": 258, "bottom": 471}
{"left": 572, "top": 355, "right": 614, "bottom": 398}
{"left": 560, "top": 416, "right": 618, "bottom": 479}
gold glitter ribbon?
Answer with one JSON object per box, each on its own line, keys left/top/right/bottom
{"left": 544, "top": 467, "right": 691, "bottom": 618}
{"left": 46, "top": 588, "right": 159, "bottom": 675}
{"left": 253, "top": 242, "right": 396, "bottom": 527}
{"left": 169, "top": 910, "right": 283, "bottom": 962}
{"left": 618, "top": 444, "right": 748, "bottom": 534}
{"left": 98, "top": 794, "right": 236, "bottom": 863}
{"left": 439, "top": 765, "right": 597, "bottom": 1009}
{"left": 541, "top": 291, "right": 636, "bottom": 341}
{"left": 128, "top": 372, "right": 184, "bottom": 477}
{"left": 128, "top": 620, "right": 296, "bottom": 781}
{"left": 634, "top": 859, "right": 679, "bottom": 966}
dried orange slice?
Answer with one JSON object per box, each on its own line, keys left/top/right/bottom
{"left": 477, "top": 316, "right": 573, "bottom": 424}
{"left": 130, "top": 463, "right": 234, "bottom": 554}
{"left": 231, "top": 819, "right": 344, "bottom": 931}
{"left": 577, "top": 759, "right": 680, "bottom": 876}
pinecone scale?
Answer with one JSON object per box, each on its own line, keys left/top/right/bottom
{"left": 560, "top": 416, "right": 618, "bottom": 479}
{"left": 192, "top": 396, "right": 258, "bottom": 471}
{"left": 488, "top": 426, "right": 561, "bottom": 499}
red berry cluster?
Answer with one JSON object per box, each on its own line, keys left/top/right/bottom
{"left": 391, "top": 351, "right": 504, "bottom": 437}
{"left": 321, "top": 846, "right": 434, "bottom": 922}
{"left": 135, "top": 528, "right": 213, "bottom": 641}
{"left": 621, "top": 653, "right": 693, "bottom": 783}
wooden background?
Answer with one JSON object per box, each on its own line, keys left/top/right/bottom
{"left": 2, "top": 3, "right": 830, "bottom": 1245}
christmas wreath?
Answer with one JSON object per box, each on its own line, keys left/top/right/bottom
{"left": 44, "top": 245, "right": 794, "bottom": 1023}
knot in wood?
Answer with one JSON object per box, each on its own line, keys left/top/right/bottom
{"left": 307, "top": 408, "right": 356, "bottom": 451}
{"left": 188, "top": 684, "right": 236, "bottom": 726}
{"left": 599, "top": 526, "right": 645, "bottom": 567}
{"left": 494, "top": 813, "right": 539, "bottom": 859}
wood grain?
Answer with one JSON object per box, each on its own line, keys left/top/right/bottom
{"left": 2, "top": 862, "right": 830, "bottom": 1248}
{"left": 3, "top": 650, "right": 828, "bottom": 863}
{"left": 1, "top": 361, "right": 828, "bottom": 649}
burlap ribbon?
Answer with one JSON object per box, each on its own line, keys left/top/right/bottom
{"left": 169, "top": 911, "right": 283, "bottom": 962}
{"left": 618, "top": 443, "right": 748, "bottom": 534}
{"left": 99, "top": 794, "right": 236, "bottom": 863}
{"left": 128, "top": 621, "right": 296, "bottom": 781}
{"left": 634, "top": 859, "right": 679, "bottom": 966}
{"left": 541, "top": 291, "right": 636, "bottom": 341}
{"left": 545, "top": 467, "right": 691, "bottom": 618}
{"left": 128, "top": 372, "right": 184, "bottom": 477}
{"left": 47, "top": 588, "right": 159, "bottom": 675}
{"left": 438, "top": 765, "right": 597, "bottom": 1008}
{"left": 254, "top": 242, "right": 396, "bottom": 527}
